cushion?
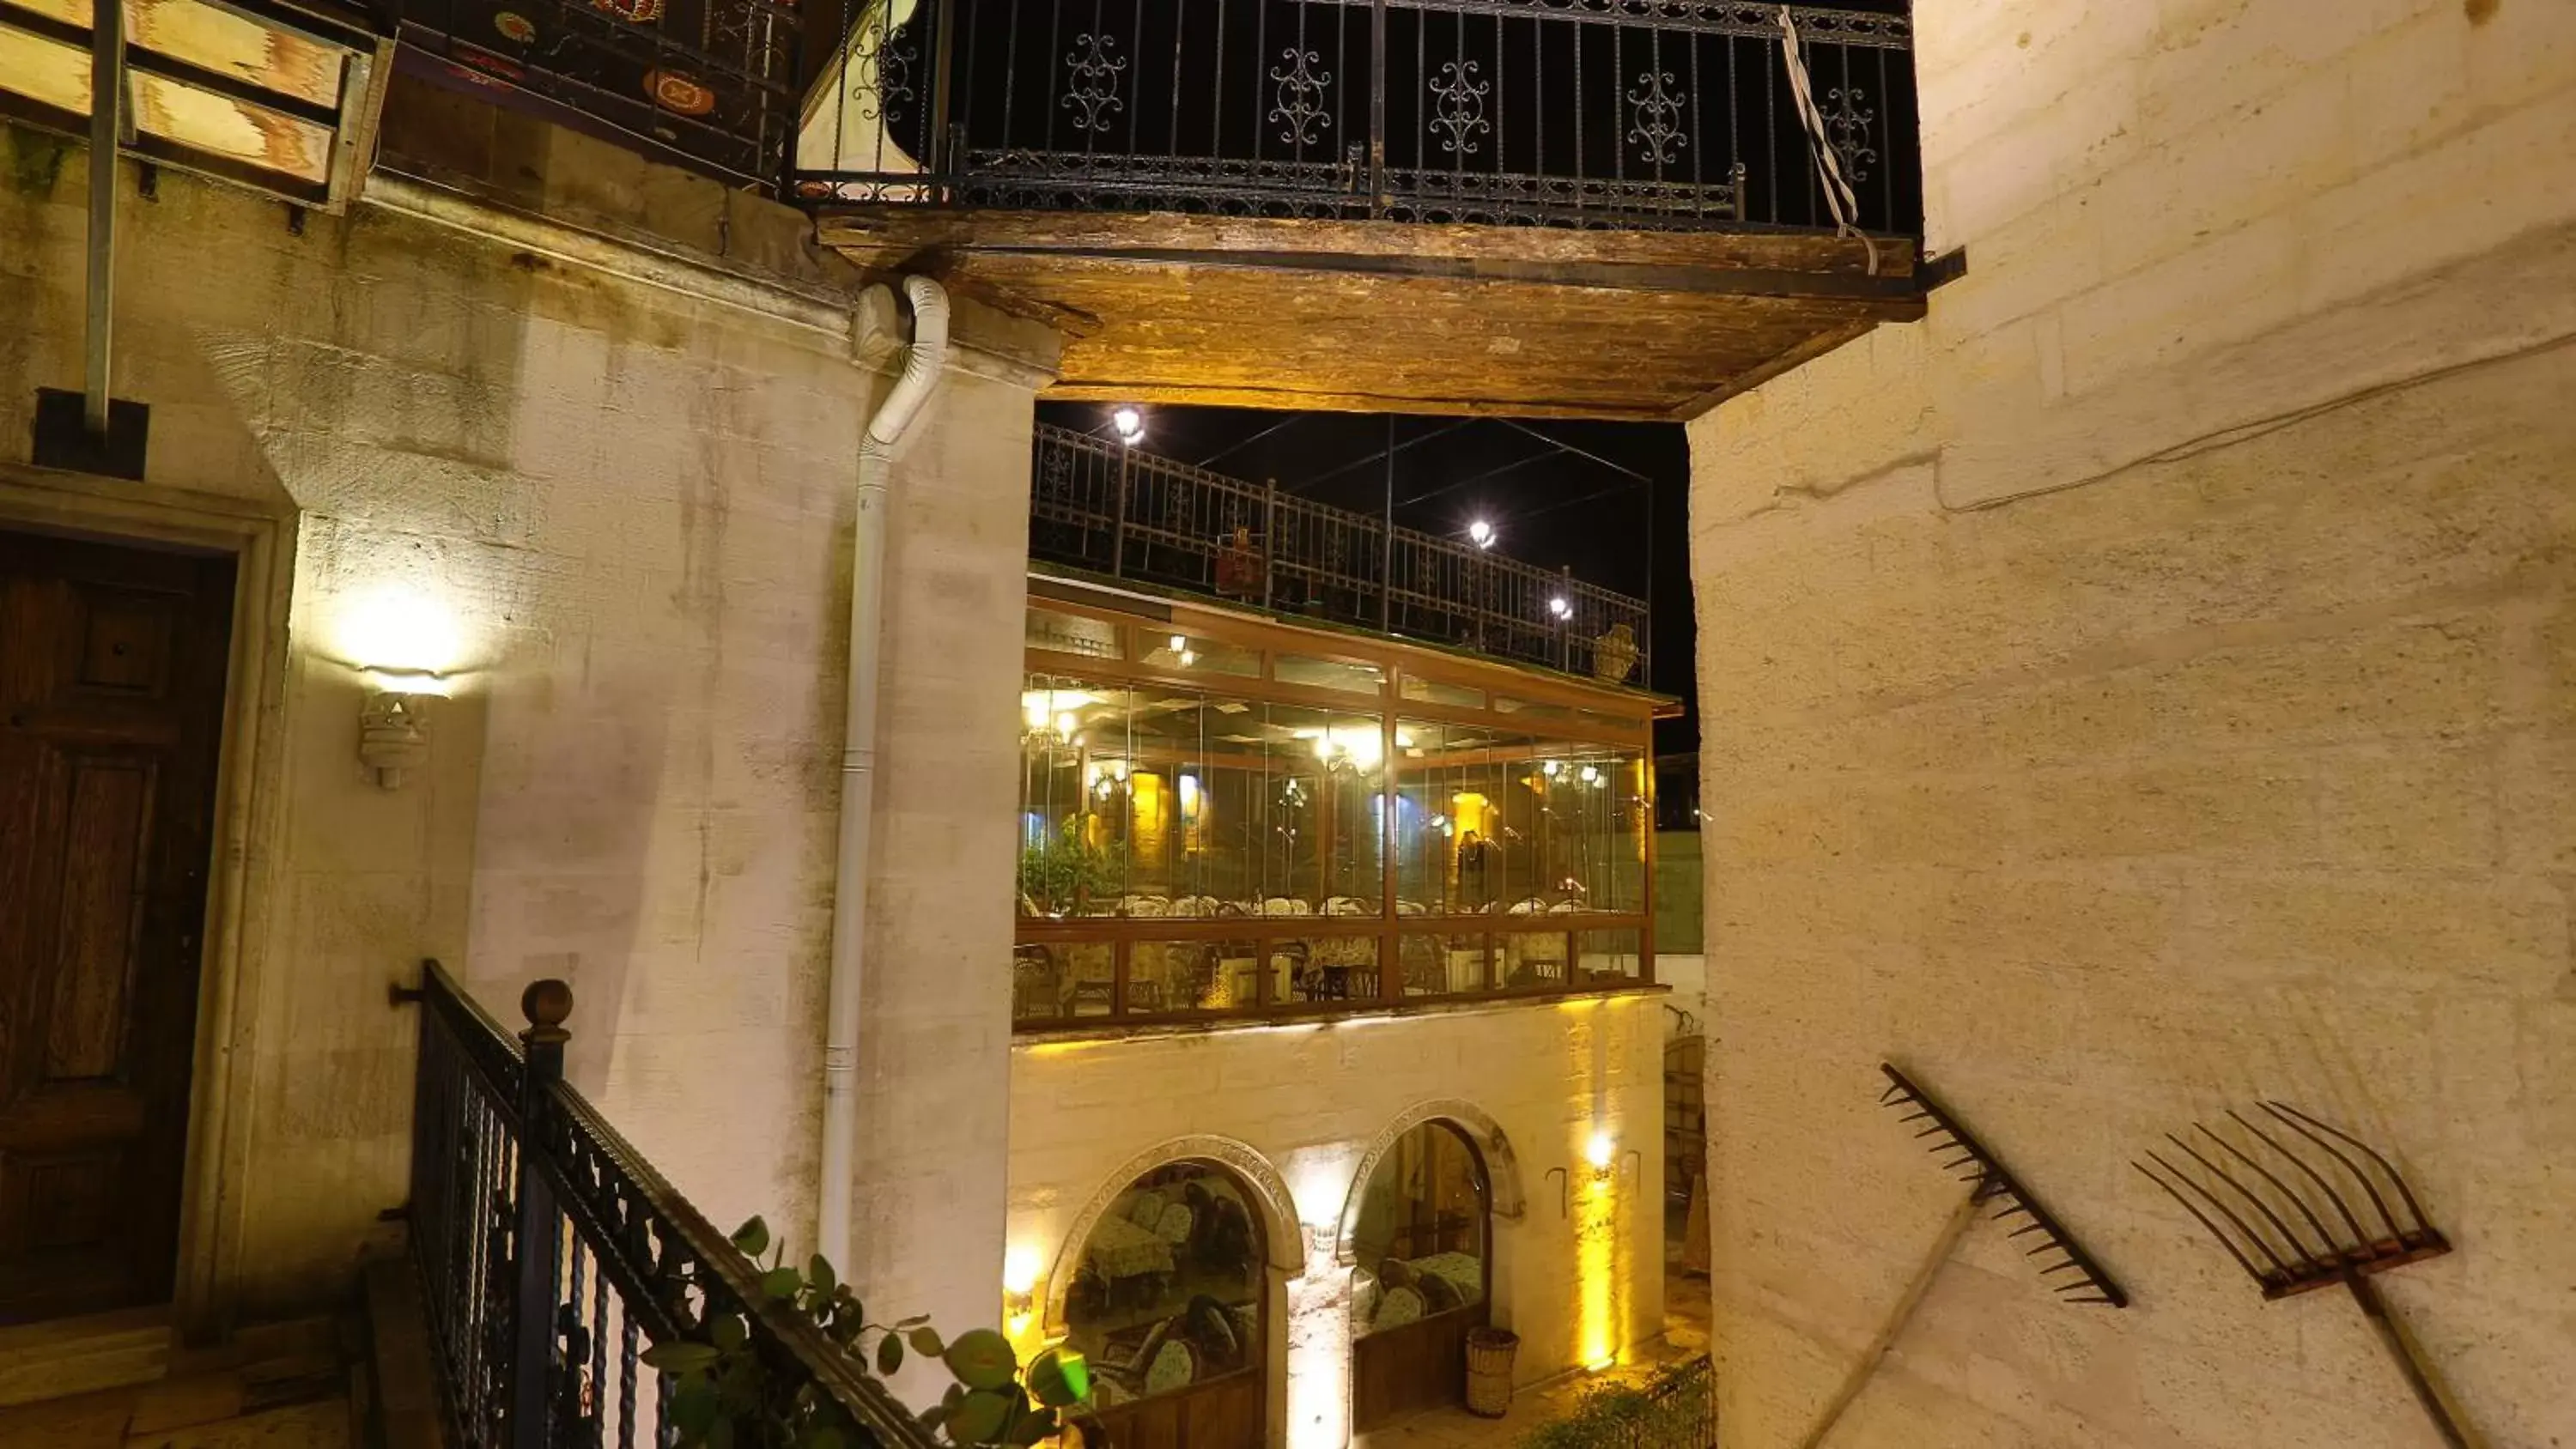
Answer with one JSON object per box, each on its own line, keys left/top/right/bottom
{"left": 1144, "top": 1339, "right": 1196, "bottom": 1396}
{"left": 1372, "top": 1286, "right": 1425, "bottom": 1331}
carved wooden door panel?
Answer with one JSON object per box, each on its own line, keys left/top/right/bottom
{"left": 0, "top": 529, "right": 234, "bottom": 1323}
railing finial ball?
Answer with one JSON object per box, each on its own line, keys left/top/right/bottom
{"left": 522, "top": 978, "right": 574, "bottom": 1034}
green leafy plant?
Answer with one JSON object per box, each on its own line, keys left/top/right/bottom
{"left": 1516, "top": 1360, "right": 1709, "bottom": 1449}
{"left": 641, "top": 1216, "right": 1094, "bottom": 1449}
{"left": 1016, "top": 820, "right": 1125, "bottom": 912}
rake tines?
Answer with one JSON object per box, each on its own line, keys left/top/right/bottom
{"left": 2131, "top": 1101, "right": 2450, "bottom": 1300}
{"left": 1878, "top": 1064, "right": 2128, "bottom": 1308}
{"left": 2136, "top": 1102, "right": 2484, "bottom": 1449}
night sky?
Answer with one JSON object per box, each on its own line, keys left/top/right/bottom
{"left": 1034, "top": 401, "right": 1698, "bottom": 758}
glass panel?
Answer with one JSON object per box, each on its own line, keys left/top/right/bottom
{"left": 1496, "top": 925, "right": 1572, "bottom": 991}
{"left": 1492, "top": 695, "right": 1576, "bottom": 724}
{"left": 1278, "top": 935, "right": 1378, "bottom": 1004}
{"left": 1394, "top": 718, "right": 1512, "bottom": 914}
{"left": 1397, "top": 931, "right": 1485, "bottom": 998}
{"left": 1012, "top": 943, "right": 1067, "bottom": 1025}
{"left": 1017, "top": 678, "right": 1129, "bottom": 917}
{"left": 1575, "top": 930, "right": 1644, "bottom": 985}
{"left": 1027, "top": 606, "right": 1123, "bottom": 660}
{"left": 1516, "top": 744, "right": 1647, "bottom": 912}
{"left": 1127, "top": 940, "right": 1229, "bottom": 1014}
{"left": 1264, "top": 703, "right": 1384, "bottom": 912}
{"left": 1068, "top": 1162, "right": 1264, "bottom": 1413}
{"left": 1352, "top": 1124, "right": 1489, "bottom": 1338}
{"left": 1400, "top": 675, "right": 1482, "bottom": 709}
{"left": 1140, "top": 630, "right": 1261, "bottom": 677}
{"left": 1276, "top": 654, "right": 1385, "bottom": 695}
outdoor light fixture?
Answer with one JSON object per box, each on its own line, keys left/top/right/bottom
{"left": 337, "top": 582, "right": 463, "bottom": 791}
{"left": 1548, "top": 596, "right": 1573, "bottom": 620}
{"left": 1111, "top": 406, "right": 1146, "bottom": 445}
{"left": 1467, "top": 518, "right": 1496, "bottom": 549}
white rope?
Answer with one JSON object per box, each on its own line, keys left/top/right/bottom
{"left": 1777, "top": 6, "right": 1881, "bottom": 276}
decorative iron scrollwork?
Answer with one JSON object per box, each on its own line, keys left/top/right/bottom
{"left": 1427, "top": 59, "right": 1491, "bottom": 156}
{"left": 1628, "top": 69, "right": 1686, "bottom": 165}
{"left": 1824, "top": 84, "right": 1876, "bottom": 182}
{"left": 1269, "top": 46, "right": 1334, "bottom": 147}
{"left": 1062, "top": 33, "right": 1127, "bottom": 133}
{"left": 842, "top": 19, "right": 915, "bottom": 124}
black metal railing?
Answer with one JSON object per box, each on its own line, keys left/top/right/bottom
{"left": 793, "top": 0, "right": 1917, "bottom": 235}
{"left": 1030, "top": 422, "right": 1650, "bottom": 683}
{"left": 393, "top": 0, "right": 801, "bottom": 190}
{"left": 400, "top": 961, "right": 932, "bottom": 1449}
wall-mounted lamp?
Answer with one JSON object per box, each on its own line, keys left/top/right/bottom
{"left": 1585, "top": 1131, "right": 1617, "bottom": 1182}
{"left": 359, "top": 690, "right": 431, "bottom": 789}
{"left": 337, "top": 583, "right": 462, "bottom": 791}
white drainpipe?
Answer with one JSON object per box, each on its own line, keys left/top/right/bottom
{"left": 819, "top": 275, "right": 951, "bottom": 1264}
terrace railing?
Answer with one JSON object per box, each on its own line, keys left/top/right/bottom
{"left": 794, "top": 0, "right": 1917, "bottom": 235}
{"left": 1030, "top": 421, "right": 1650, "bottom": 683}
{"left": 398, "top": 960, "right": 933, "bottom": 1449}
{"left": 395, "top": 0, "right": 802, "bottom": 190}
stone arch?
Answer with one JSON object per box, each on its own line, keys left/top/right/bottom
{"left": 1041, "top": 1134, "right": 1303, "bottom": 1337}
{"left": 1334, "top": 1099, "right": 1528, "bottom": 1266}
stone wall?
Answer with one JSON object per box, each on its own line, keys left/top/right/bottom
{"left": 1009, "top": 995, "right": 1666, "bottom": 1448}
{"left": 1686, "top": 3, "right": 2576, "bottom": 1447}
{"left": 0, "top": 116, "right": 1047, "bottom": 1332}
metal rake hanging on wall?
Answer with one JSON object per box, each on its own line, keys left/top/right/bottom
{"left": 2135, "top": 1102, "right": 2487, "bottom": 1449}
{"left": 1797, "top": 1065, "right": 2127, "bottom": 1449}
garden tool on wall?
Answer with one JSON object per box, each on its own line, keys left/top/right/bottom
{"left": 1798, "top": 1065, "right": 2127, "bottom": 1449}
{"left": 2135, "top": 1103, "right": 2486, "bottom": 1449}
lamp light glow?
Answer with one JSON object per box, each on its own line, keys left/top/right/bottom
{"left": 1548, "top": 596, "right": 1573, "bottom": 620}
{"left": 1003, "top": 1245, "right": 1042, "bottom": 1296}
{"left": 1467, "top": 518, "right": 1496, "bottom": 549}
{"left": 1111, "top": 406, "right": 1147, "bottom": 444}
{"left": 1585, "top": 1131, "right": 1616, "bottom": 1173}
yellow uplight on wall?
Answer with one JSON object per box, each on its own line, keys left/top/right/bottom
{"left": 1003, "top": 1244, "right": 1043, "bottom": 1345}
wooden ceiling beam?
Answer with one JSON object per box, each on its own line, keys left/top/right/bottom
{"left": 1042, "top": 379, "right": 1680, "bottom": 421}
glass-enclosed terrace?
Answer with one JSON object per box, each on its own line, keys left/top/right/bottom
{"left": 1013, "top": 584, "right": 1667, "bottom": 1032}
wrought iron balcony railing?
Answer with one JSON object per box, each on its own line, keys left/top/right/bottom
{"left": 794, "top": 0, "right": 1917, "bottom": 235}
{"left": 394, "top": 0, "right": 801, "bottom": 190}
{"left": 1031, "top": 422, "right": 1651, "bottom": 684}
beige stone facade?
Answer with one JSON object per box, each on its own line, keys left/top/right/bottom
{"left": 0, "top": 121, "right": 1048, "bottom": 1335}
{"left": 1686, "top": 3, "right": 2576, "bottom": 1447}
{"left": 1008, "top": 994, "right": 1666, "bottom": 1448}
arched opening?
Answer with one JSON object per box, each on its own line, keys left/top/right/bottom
{"left": 1349, "top": 1121, "right": 1492, "bottom": 1431}
{"left": 1062, "top": 1159, "right": 1267, "bottom": 1447}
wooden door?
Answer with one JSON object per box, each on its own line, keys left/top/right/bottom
{"left": 0, "top": 528, "right": 234, "bottom": 1324}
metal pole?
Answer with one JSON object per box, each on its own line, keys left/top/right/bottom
{"left": 84, "top": 0, "right": 122, "bottom": 436}
{"left": 1261, "top": 479, "right": 1277, "bottom": 612}
{"left": 1380, "top": 416, "right": 1395, "bottom": 632}
{"left": 1368, "top": 0, "right": 1387, "bottom": 215}
{"left": 511, "top": 982, "right": 573, "bottom": 1449}
{"left": 1112, "top": 442, "right": 1132, "bottom": 577}
{"left": 1558, "top": 565, "right": 1573, "bottom": 671}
